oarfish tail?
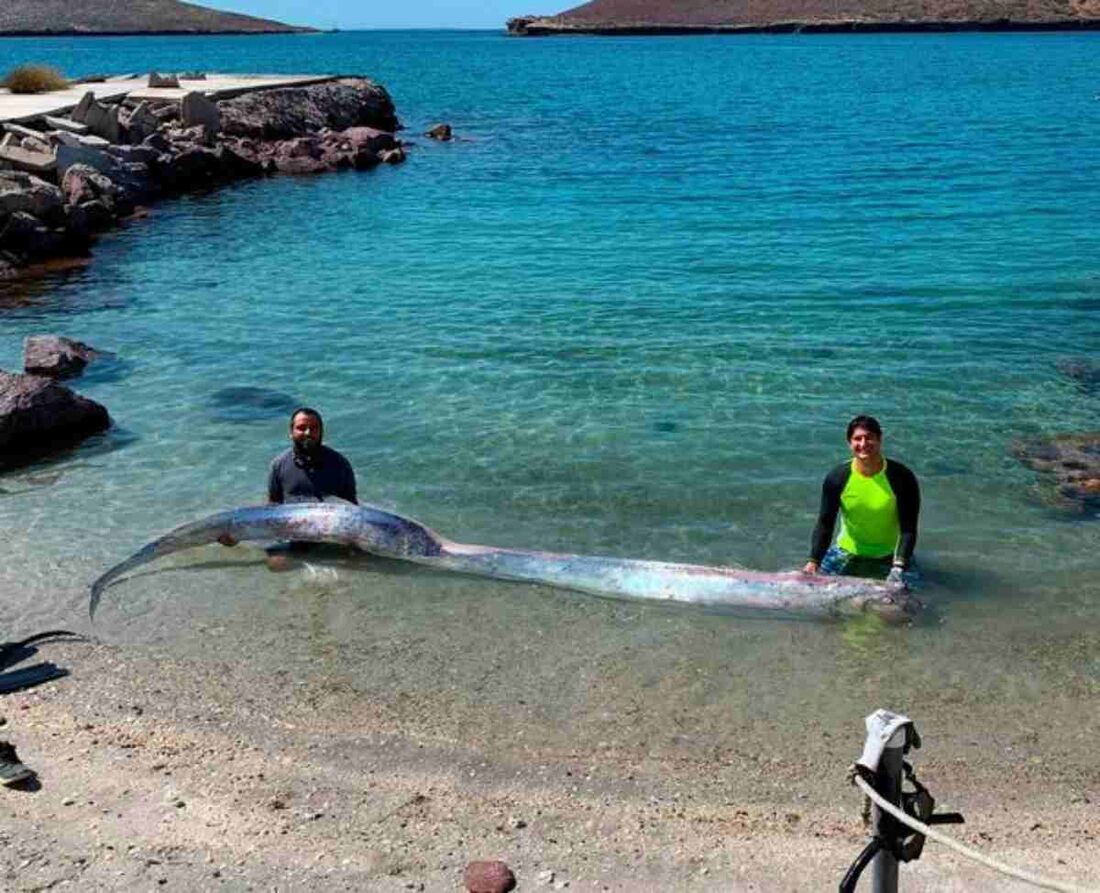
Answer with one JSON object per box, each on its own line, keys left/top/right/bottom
{"left": 89, "top": 509, "right": 240, "bottom": 619}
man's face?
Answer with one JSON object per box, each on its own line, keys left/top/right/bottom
{"left": 848, "top": 426, "right": 882, "bottom": 463}
{"left": 290, "top": 413, "right": 322, "bottom": 452}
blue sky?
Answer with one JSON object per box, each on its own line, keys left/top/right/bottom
{"left": 208, "top": 0, "right": 561, "bottom": 29}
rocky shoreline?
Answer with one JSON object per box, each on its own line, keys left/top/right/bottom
{"left": 0, "top": 75, "right": 406, "bottom": 470}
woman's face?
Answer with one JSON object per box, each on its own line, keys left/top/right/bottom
{"left": 848, "top": 426, "right": 882, "bottom": 463}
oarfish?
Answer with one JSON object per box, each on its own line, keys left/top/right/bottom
{"left": 89, "top": 502, "right": 918, "bottom": 621}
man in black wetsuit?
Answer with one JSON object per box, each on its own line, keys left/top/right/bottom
{"left": 801, "top": 416, "right": 920, "bottom": 586}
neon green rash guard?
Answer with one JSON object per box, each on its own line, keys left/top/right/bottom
{"left": 837, "top": 460, "right": 900, "bottom": 557}
{"left": 809, "top": 457, "right": 921, "bottom": 567}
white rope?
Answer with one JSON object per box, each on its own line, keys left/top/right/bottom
{"left": 853, "top": 774, "right": 1097, "bottom": 893}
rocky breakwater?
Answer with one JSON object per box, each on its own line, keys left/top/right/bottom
{"left": 0, "top": 76, "right": 404, "bottom": 467}
{"left": 0, "top": 76, "right": 404, "bottom": 281}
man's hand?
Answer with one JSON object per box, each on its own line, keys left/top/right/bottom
{"left": 217, "top": 533, "right": 238, "bottom": 547}
{"left": 801, "top": 560, "right": 818, "bottom": 575}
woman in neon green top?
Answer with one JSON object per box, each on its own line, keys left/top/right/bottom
{"left": 801, "top": 416, "right": 920, "bottom": 585}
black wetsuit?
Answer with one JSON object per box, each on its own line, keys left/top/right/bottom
{"left": 809, "top": 459, "right": 920, "bottom": 569}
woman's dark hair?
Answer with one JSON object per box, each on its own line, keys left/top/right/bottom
{"left": 290, "top": 407, "right": 324, "bottom": 431}
{"left": 846, "top": 415, "right": 882, "bottom": 440}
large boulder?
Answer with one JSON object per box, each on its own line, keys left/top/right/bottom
{"left": 157, "top": 145, "right": 224, "bottom": 190}
{"left": 1013, "top": 433, "right": 1100, "bottom": 512}
{"left": 0, "top": 370, "right": 110, "bottom": 466}
{"left": 66, "top": 200, "right": 114, "bottom": 236}
{"left": 0, "top": 174, "right": 65, "bottom": 226}
{"left": 61, "top": 164, "right": 121, "bottom": 211}
{"left": 218, "top": 78, "right": 399, "bottom": 140}
{"left": 0, "top": 212, "right": 66, "bottom": 260}
{"left": 23, "top": 335, "right": 102, "bottom": 379}
{"left": 181, "top": 91, "right": 220, "bottom": 134}
{"left": 0, "top": 144, "right": 56, "bottom": 177}
{"left": 70, "top": 91, "right": 96, "bottom": 125}
{"left": 339, "top": 126, "right": 397, "bottom": 153}
{"left": 56, "top": 143, "right": 118, "bottom": 178}
{"left": 83, "top": 101, "right": 121, "bottom": 144}
{"left": 123, "top": 101, "right": 161, "bottom": 145}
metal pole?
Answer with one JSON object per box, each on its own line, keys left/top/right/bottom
{"left": 871, "top": 726, "right": 906, "bottom": 893}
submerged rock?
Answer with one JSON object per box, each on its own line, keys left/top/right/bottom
{"left": 1012, "top": 433, "right": 1100, "bottom": 512}
{"left": 1056, "top": 357, "right": 1100, "bottom": 395}
{"left": 208, "top": 386, "right": 299, "bottom": 422}
{"left": 0, "top": 370, "right": 110, "bottom": 466}
{"left": 426, "top": 123, "right": 453, "bottom": 141}
{"left": 23, "top": 335, "right": 102, "bottom": 379}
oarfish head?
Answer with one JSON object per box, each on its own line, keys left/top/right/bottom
{"left": 847, "top": 584, "right": 923, "bottom": 624}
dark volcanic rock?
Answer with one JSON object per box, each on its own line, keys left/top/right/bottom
{"left": 426, "top": 123, "right": 453, "bottom": 141}
{"left": 463, "top": 860, "right": 516, "bottom": 893}
{"left": 66, "top": 199, "right": 115, "bottom": 236}
{"left": 61, "top": 164, "right": 120, "bottom": 210}
{"left": 1013, "top": 433, "right": 1100, "bottom": 512}
{"left": 0, "top": 173, "right": 65, "bottom": 226}
{"left": 0, "top": 370, "right": 110, "bottom": 466}
{"left": 159, "top": 145, "right": 225, "bottom": 189}
{"left": 0, "top": 212, "right": 67, "bottom": 261}
{"left": 24, "top": 335, "right": 102, "bottom": 379}
{"left": 218, "top": 78, "right": 399, "bottom": 140}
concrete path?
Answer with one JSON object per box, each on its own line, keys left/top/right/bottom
{"left": 0, "top": 74, "right": 337, "bottom": 122}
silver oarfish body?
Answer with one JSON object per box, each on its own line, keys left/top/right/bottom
{"left": 90, "top": 502, "right": 917, "bottom": 621}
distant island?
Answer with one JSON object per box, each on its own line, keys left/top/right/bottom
{"left": 508, "top": 0, "right": 1100, "bottom": 34}
{"left": 0, "top": 0, "right": 314, "bottom": 36}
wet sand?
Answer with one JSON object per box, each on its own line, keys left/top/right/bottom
{"left": 1, "top": 638, "right": 1096, "bottom": 891}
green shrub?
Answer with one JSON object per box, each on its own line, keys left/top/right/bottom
{"left": 2, "top": 65, "right": 69, "bottom": 94}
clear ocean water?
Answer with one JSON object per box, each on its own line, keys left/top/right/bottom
{"left": 0, "top": 32, "right": 1097, "bottom": 754}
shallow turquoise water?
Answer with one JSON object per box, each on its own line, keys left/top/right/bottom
{"left": 0, "top": 32, "right": 1096, "bottom": 747}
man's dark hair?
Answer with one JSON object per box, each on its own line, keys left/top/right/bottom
{"left": 846, "top": 415, "right": 882, "bottom": 440}
{"left": 289, "top": 407, "right": 323, "bottom": 431}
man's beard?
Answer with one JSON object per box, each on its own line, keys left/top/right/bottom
{"left": 293, "top": 437, "right": 320, "bottom": 457}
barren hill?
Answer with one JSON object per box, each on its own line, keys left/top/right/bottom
{"left": 0, "top": 0, "right": 313, "bottom": 35}
{"left": 508, "top": 0, "right": 1100, "bottom": 33}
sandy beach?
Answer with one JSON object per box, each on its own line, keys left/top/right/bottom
{"left": 1, "top": 635, "right": 1095, "bottom": 891}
